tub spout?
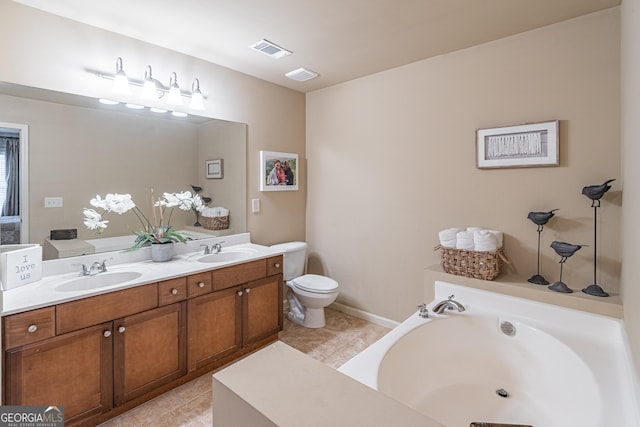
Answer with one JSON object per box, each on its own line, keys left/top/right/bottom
{"left": 433, "top": 294, "right": 465, "bottom": 314}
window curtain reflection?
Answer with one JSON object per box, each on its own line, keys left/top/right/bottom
{"left": 2, "top": 136, "right": 19, "bottom": 216}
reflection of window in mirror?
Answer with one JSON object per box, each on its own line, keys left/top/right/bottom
{"left": 0, "top": 128, "right": 21, "bottom": 244}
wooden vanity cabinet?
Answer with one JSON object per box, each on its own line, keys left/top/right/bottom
{"left": 3, "top": 256, "right": 283, "bottom": 426}
{"left": 187, "top": 287, "right": 242, "bottom": 371}
{"left": 114, "top": 301, "right": 187, "bottom": 405}
{"left": 187, "top": 255, "right": 283, "bottom": 371}
{"left": 242, "top": 274, "right": 283, "bottom": 346}
{"left": 4, "top": 322, "right": 114, "bottom": 424}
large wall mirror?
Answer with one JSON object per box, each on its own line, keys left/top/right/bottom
{"left": 0, "top": 82, "right": 247, "bottom": 257}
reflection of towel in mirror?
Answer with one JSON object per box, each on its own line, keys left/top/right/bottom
{"left": 201, "top": 207, "right": 229, "bottom": 218}
{"left": 456, "top": 231, "right": 475, "bottom": 250}
{"left": 474, "top": 230, "right": 499, "bottom": 252}
{"left": 438, "top": 228, "right": 462, "bottom": 248}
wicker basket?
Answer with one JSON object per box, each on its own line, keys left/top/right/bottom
{"left": 435, "top": 245, "right": 509, "bottom": 281}
{"left": 201, "top": 215, "right": 229, "bottom": 230}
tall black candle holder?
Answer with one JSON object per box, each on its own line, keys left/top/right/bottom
{"left": 527, "top": 209, "right": 558, "bottom": 286}
{"left": 581, "top": 179, "right": 615, "bottom": 297}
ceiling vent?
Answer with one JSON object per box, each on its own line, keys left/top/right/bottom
{"left": 250, "top": 39, "right": 292, "bottom": 59}
{"left": 285, "top": 68, "right": 319, "bottom": 82}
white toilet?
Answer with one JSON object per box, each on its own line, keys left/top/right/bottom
{"left": 271, "top": 242, "right": 339, "bottom": 328}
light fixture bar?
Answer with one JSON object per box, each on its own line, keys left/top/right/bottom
{"left": 91, "top": 58, "right": 207, "bottom": 112}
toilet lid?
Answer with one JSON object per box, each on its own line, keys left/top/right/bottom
{"left": 291, "top": 274, "right": 339, "bottom": 294}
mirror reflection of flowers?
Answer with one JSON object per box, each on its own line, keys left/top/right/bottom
{"left": 83, "top": 190, "right": 205, "bottom": 249}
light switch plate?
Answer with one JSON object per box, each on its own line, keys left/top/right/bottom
{"left": 251, "top": 198, "right": 260, "bottom": 213}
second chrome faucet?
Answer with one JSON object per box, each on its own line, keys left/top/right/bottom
{"left": 432, "top": 295, "right": 465, "bottom": 314}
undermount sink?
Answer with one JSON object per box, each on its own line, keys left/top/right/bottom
{"left": 54, "top": 271, "right": 143, "bottom": 292}
{"left": 197, "top": 247, "right": 258, "bottom": 264}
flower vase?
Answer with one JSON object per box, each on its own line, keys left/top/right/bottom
{"left": 151, "top": 242, "right": 174, "bottom": 262}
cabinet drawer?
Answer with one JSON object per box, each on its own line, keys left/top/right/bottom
{"left": 159, "top": 277, "right": 187, "bottom": 306}
{"left": 187, "top": 272, "right": 212, "bottom": 297}
{"left": 212, "top": 259, "right": 267, "bottom": 291}
{"left": 3, "top": 306, "right": 56, "bottom": 349}
{"left": 267, "top": 255, "right": 283, "bottom": 277}
{"left": 57, "top": 284, "right": 158, "bottom": 334}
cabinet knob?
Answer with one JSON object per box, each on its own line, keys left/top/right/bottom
{"left": 118, "top": 326, "right": 126, "bottom": 333}
{"left": 103, "top": 330, "right": 112, "bottom": 338}
{"left": 244, "top": 288, "right": 251, "bottom": 293}
{"left": 237, "top": 290, "right": 243, "bottom": 296}
{"left": 171, "top": 288, "right": 178, "bottom": 295}
{"left": 274, "top": 263, "right": 280, "bottom": 268}
{"left": 198, "top": 282, "right": 205, "bottom": 288}
{"left": 27, "top": 324, "right": 37, "bottom": 333}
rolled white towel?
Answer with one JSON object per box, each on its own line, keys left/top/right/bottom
{"left": 202, "top": 206, "right": 229, "bottom": 218}
{"left": 456, "top": 230, "right": 475, "bottom": 250}
{"left": 485, "top": 229, "right": 504, "bottom": 248}
{"left": 439, "top": 228, "right": 462, "bottom": 248}
{"left": 473, "top": 230, "right": 499, "bottom": 252}
{"left": 467, "top": 226, "right": 483, "bottom": 233}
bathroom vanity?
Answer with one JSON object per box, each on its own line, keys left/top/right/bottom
{"left": 0, "top": 235, "right": 283, "bottom": 426}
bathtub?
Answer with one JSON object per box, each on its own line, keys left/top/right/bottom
{"left": 339, "top": 281, "right": 640, "bottom": 427}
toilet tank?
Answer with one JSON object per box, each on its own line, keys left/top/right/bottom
{"left": 270, "top": 242, "right": 307, "bottom": 281}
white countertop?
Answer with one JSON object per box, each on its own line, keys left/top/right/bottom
{"left": 2, "top": 233, "right": 284, "bottom": 316}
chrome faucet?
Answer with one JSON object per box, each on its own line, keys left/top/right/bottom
{"left": 82, "top": 260, "right": 107, "bottom": 276}
{"left": 201, "top": 241, "right": 225, "bottom": 254}
{"left": 432, "top": 295, "right": 465, "bottom": 314}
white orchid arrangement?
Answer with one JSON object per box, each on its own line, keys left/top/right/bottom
{"left": 83, "top": 190, "right": 205, "bottom": 249}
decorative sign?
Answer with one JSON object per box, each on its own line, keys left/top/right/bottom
{"left": 0, "top": 244, "right": 43, "bottom": 290}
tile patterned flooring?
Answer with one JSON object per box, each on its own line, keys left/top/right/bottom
{"left": 99, "top": 307, "right": 390, "bottom": 426}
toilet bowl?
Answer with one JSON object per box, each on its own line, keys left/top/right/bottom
{"left": 271, "top": 242, "right": 339, "bottom": 328}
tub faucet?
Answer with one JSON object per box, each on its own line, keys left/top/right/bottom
{"left": 433, "top": 295, "right": 465, "bottom": 314}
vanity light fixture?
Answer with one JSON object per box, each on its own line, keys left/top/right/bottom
{"left": 112, "top": 57, "right": 131, "bottom": 95}
{"left": 150, "top": 107, "right": 168, "bottom": 113}
{"left": 141, "top": 65, "right": 160, "bottom": 100}
{"left": 93, "top": 58, "right": 206, "bottom": 114}
{"left": 166, "top": 72, "right": 182, "bottom": 106}
{"left": 189, "top": 79, "right": 204, "bottom": 110}
{"left": 171, "top": 111, "right": 188, "bottom": 118}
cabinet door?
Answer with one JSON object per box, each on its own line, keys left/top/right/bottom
{"left": 187, "top": 287, "right": 241, "bottom": 371}
{"left": 242, "top": 275, "right": 283, "bottom": 346}
{"left": 4, "top": 322, "right": 113, "bottom": 423}
{"left": 113, "top": 302, "right": 187, "bottom": 406}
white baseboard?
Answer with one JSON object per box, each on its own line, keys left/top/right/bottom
{"left": 330, "top": 302, "right": 399, "bottom": 329}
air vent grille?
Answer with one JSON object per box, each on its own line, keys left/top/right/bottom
{"left": 285, "top": 68, "right": 319, "bottom": 82}
{"left": 250, "top": 39, "right": 292, "bottom": 59}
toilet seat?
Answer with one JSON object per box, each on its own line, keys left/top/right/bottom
{"left": 290, "top": 274, "right": 339, "bottom": 294}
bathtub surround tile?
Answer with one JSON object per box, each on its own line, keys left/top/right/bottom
{"left": 99, "top": 307, "right": 390, "bottom": 426}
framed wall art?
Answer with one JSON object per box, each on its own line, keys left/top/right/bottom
{"left": 476, "top": 120, "right": 559, "bottom": 169}
{"left": 206, "top": 159, "right": 223, "bottom": 179}
{"left": 260, "top": 151, "right": 299, "bottom": 191}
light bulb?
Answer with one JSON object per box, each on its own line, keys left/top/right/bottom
{"left": 167, "top": 72, "right": 182, "bottom": 105}
{"left": 141, "top": 65, "right": 158, "bottom": 100}
{"left": 189, "top": 79, "right": 204, "bottom": 110}
{"left": 112, "top": 57, "right": 130, "bottom": 95}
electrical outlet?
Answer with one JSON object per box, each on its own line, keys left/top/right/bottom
{"left": 44, "top": 197, "right": 63, "bottom": 208}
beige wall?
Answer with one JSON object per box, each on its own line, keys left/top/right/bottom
{"left": 0, "top": 1, "right": 306, "bottom": 246}
{"left": 621, "top": 0, "right": 640, "bottom": 376}
{"left": 306, "top": 9, "right": 621, "bottom": 321}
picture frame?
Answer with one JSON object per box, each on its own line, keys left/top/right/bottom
{"left": 476, "top": 120, "right": 559, "bottom": 169}
{"left": 260, "top": 151, "right": 299, "bottom": 191}
{"left": 206, "top": 159, "right": 223, "bottom": 179}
